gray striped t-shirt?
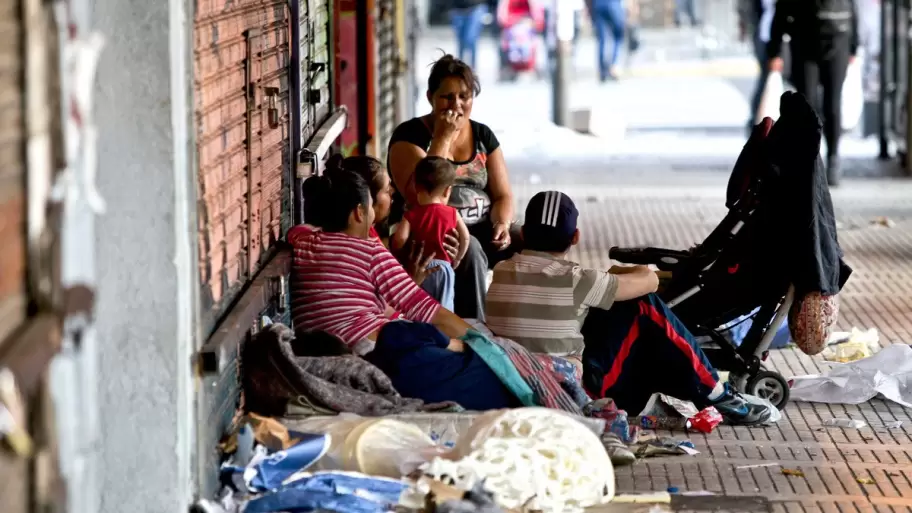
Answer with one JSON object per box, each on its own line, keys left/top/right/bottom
{"left": 485, "top": 251, "right": 619, "bottom": 357}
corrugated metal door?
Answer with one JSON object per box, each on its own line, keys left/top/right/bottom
{"left": 195, "top": 0, "right": 292, "bottom": 333}
{"left": 374, "top": 0, "right": 400, "bottom": 159}
{"left": 299, "top": 0, "right": 333, "bottom": 148}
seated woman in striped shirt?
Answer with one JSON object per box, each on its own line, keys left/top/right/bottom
{"left": 288, "top": 169, "right": 521, "bottom": 410}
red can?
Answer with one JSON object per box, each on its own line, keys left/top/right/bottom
{"left": 686, "top": 407, "right": 724, "bottom": 433}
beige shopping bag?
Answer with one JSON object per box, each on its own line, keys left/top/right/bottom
{"left": 756, "top": 70, "right": 784, "bottom": 122}
{"left": 841, "top": 54, "right": 864, "bottom": 131}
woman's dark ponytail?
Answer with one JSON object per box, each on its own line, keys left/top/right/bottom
{"left": 301, "top": 170, "right": 370, "bottom": 232}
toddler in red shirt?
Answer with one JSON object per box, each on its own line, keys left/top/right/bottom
{"left": 392, "top": 157, "right": 470, "bottom": 310}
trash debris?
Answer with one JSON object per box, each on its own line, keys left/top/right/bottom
{"left": 222, "top": 433, "right": 331, "bottom": 492}
{"left": 422, "top": 408, "right": 616, "bottom": 511}
{"left": 821, "top": 328, "right": 880, "bottom": 363}
{"left": 221, "top": 413, "right": 300, "bottom": 454}
{"left": 637, "top": 415, "right": 688, "bottom": 431}
{"left": 781, "top": 468, "right": 805, "bottom": 477}
{"left": 635, "top": 437, "right": 699, "bottom": 458}
{"left": 856, "top": 477, "right": 876, "bottom": 485}
{"left": 823, "top": 418, "right": 867, "bottom": 429}
{"left": 870, "top": 216, "right": 896, "bottom": 228}
{"left": 612, "top": 492, "right": 672, "bottom": 504}
{"left": 434, "top": 481, "right": 506, "bottom": 513}
{"left": 883, "top": 420, "right": 903, "bottom": 429}
{"left": 584, "top": 398, "right": 639, "bottom": 443}
{"left": 736, "top": 462, "right": 780, "bottom": 470}
{"left": 291, "top": 416, "right": 443, "bottom": 478}
{"left": 789, "top": 344, "right": 912, "bottom": 408}
{"left": 687, "top": 407, "right": 724, "bottom": 434}
{"left": 243, "top": 471, "right": 410, "bottom": 513}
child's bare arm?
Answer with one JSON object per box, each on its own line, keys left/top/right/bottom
{"left": 391, "top": 219, "right": 411, "bottom": 253}
{"left": 454, "top": 216, "right": 471, "bottom": 267}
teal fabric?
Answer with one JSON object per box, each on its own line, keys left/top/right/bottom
{"left": 462, "top": 329, "right": 537, "bottom": 406}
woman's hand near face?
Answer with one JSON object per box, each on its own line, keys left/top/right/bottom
{"left": 433, "top": 108, "right": 461, "bottom": 144}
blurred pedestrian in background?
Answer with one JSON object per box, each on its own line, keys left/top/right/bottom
{"left": 543, "top": 0, "right": 585, "bottom": 71}
{"left": 674, "top": 0, "right": 701, "bottom": 27}
{"left": 589, "top": 0, "right": 627, "bottom": 81}
{"left": 739, "top": 0, "right": 776, "bottom": 130}
{"left": 449, "top": 0, "right": 490, "bottom": 69}
{"left": 767, "top": 0, "right": 859, "bottom": 186}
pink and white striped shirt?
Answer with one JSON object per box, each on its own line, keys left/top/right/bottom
{"left": 288, "top": 225, "right": 440, "bottom": 353}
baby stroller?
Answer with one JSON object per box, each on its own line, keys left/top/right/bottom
{"left": 609, "top": 93, "right": 851, "bottom": 410}
{"left": 496, "top": 0, "right": 545, "bottom": 81}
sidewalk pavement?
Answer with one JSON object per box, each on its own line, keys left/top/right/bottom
{"left": 506, "top": 167, "right": 912, "bottom": 511}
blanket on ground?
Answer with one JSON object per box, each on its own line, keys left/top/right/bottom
{"left": 469, "top": 321, "right": 590, "bottom": 415}
{"left": 242, "top": 324, "right": 461, "bottom": 417}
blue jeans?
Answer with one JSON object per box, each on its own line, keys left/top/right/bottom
{"left": 592, "top": 0, "right": 626, "bottom": 79}
{"left": 450, "top": 5, "right": 487, "bottom": 69}
{"left": 421, "top": 259, "right": 455, "bottom": 311}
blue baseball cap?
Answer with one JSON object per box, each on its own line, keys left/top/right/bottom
{"left": 524, "top": 191, "right": 579, "bottom": 250}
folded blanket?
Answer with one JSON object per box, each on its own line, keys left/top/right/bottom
{"left": 242, "top": 324, "right": 460, "bottom": 416}
{"left": 461, "top": 330, "right": 537, "bottom": 407}
{"left": 468, "top": 321, "right": 586, "bottom": 415}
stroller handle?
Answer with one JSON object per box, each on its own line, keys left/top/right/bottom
{"left": 609, "top": 246, "right": 691, "bottom": 269}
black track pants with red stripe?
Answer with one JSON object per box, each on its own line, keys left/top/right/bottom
{"left": 581, "top": 293, "right": 721, "bottom": 415}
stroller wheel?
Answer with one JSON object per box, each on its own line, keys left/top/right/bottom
{"left": 746, "top": 370, "right": 790, "bottom": 410}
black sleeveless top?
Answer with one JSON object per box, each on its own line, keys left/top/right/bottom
{"left": 387, "top": 117, "right": 501, "bottom": 227}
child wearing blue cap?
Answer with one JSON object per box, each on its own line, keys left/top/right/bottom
{"left": 486, "top": 190, "right": 773, "bottom": 426}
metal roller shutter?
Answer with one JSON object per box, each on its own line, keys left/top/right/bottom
{"left": 374, "top": 0, "right": 399, "bottom": 159}
{"left": 299, "top": 0, "right": 333, "bottom": 148}
{"left": 194, "top": 0, "right": 292, "bottom": 333}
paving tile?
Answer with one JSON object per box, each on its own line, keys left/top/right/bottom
{"left": 513, "top": 177, "right": 912, "bottom": 510}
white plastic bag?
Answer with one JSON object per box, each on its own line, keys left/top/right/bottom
{"left": 291, "top": 414, "right": 444, "bottom": 478}
{"left": 756, "top": 71, "right": 784, "bottom": 122}
{"left": 842, "top": 54, "right": 864, "bottom": 131}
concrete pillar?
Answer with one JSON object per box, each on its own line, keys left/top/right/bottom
{"left": 92, "top": 0, "right": 197, "bottom": 510}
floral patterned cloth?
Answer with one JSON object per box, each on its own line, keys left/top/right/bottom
{"left": 788, "top": 292, "right": 840, "bottom": 355}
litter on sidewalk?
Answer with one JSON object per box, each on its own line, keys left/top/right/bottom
{"left": 789, "top": 344, "right": 912, "bottom": 408}
{"left": 823, "top": 418, "right": 867, "bottom": 429}
{"left": 821, "top": 328, "right": 880, "bottom": 363}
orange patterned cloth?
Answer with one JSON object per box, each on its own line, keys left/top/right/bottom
{"left": 788, "top": 292, "right": 840, "bottom": 355}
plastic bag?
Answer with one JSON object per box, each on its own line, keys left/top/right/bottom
{"left": 821, "top": 327, "right": 879, "bottom": 363}
{"left": 757, "top": 71, "right": 784, "bottom": 122}
{"left": 290, "top": 414, "right": 444, "bottom": 478}
{"left": 842, "top": 55, "right": 864, "bottom": 131}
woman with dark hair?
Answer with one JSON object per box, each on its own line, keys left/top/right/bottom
{"left": 387, "top": 54, "right": 520, "bottom": 321}
{"left": 288, "top": 170, "right": 520, "bottom": 409}
{"left": 318, "top": 154, "right": 448, "bottom": 300}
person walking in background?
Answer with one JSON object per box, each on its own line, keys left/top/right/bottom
{"left": 767, "top": 0, "right": 859, "bottom": 186}
{"left": 739, "top": 0, "right": 775, "bottom": 131}
{"left": 674, "top": 0, "right": 701, "bottom": 27}
{"left": 450, "top": 0, "right": 490, "bottom": 69}
{"left": 589, "top": 0, "right": 627, "bottom": 81}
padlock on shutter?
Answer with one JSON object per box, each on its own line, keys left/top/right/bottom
{"left": 265, "top": 87, "right": 280, "bottom": 129}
